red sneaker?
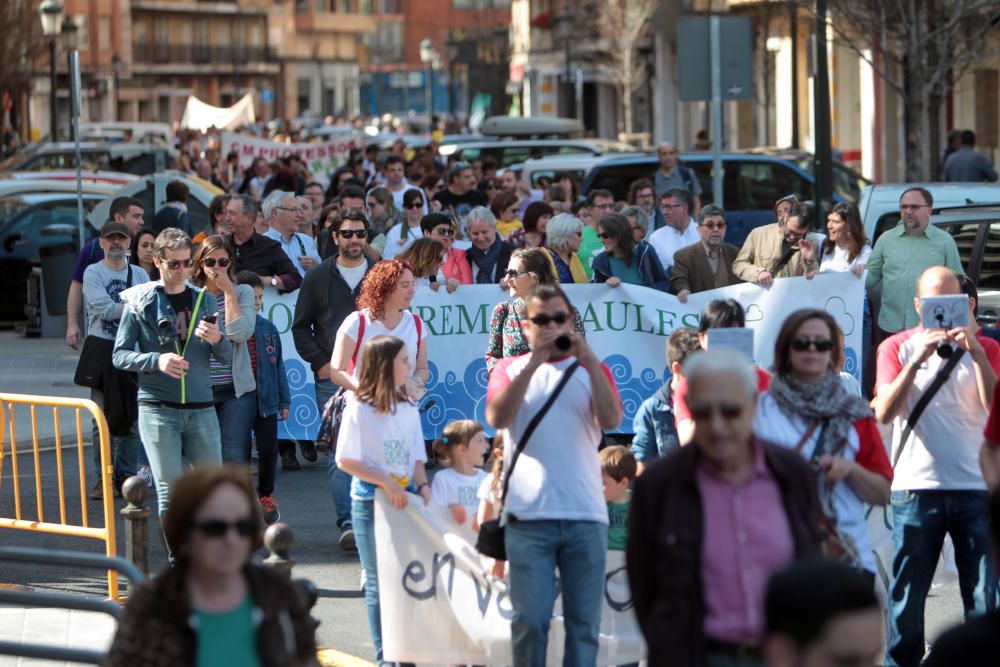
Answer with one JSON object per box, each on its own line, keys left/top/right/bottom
{"left": 259, "top": 496, "right": 280, "bottom": 525}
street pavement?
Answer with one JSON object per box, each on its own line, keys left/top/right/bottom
{"left": 0, "top": 331, "right": 970, "bottom": 665}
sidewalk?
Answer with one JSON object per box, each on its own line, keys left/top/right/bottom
{"left": 0, "top": 604, "right": 115, "bottom": 667}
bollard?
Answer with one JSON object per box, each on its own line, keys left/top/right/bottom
{"left": 119, "top": 476, "right": 150, "bottom": 584}
{"left": 263, "top": 522, "right": 295, "bottom": 578}
{"left": 292, "top": 578, "right": 321, "bottom": 633}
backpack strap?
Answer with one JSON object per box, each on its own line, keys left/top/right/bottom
{"left": 126, "top": 264, "right": 134, "bottom": 289}
{"left": 412, "top": 311, "right": 422, "bottom": 344}
{"left": 348, "top": 313, "right": 366, "bottom": 374}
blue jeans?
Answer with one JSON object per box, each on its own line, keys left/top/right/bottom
{"left": 90, "top": 387, "right": 146, "bottom": 482}
{"left": 214, "top": 391, "right": 258, "bottom": 464}
{"left": 137, "top": 405, "right": 222, "bottom": 518}
{"left": 317, "top": 376, "right": 352, "bottom": 530}
{"left": 352, "top": 498, "right": 382, "bottom": 663}
{"left": 505, "top": 519, "right": 608, "bottom": 667}
{"left": 886, "top": 490, "right": 996, "bottom": 667}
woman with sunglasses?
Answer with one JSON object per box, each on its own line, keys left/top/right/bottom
{"left": 191, "top": 238, "right": 261, "bottom": 468}
{"left": 382, "top": 189, "right": 426, "bottom": 260}
{"left": 420, "top": 212, "right": 472, "bottom": 287}
{"left": 485, "top": 248, "right": 585, "bottom": 373}
{"left": 105, "top": 466, "right": 317, "bottom": 666}
{"left": 591, "top": 212, "right": 670, "bottom": 291}
{"left": 753, "top": 309, "right": 891, "bottom": 578}
{"left": 490, "top": 190, "right": 523, "bottom": 240}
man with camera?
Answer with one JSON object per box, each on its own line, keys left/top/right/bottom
{"left": 874, "top": 266, "right": 1000, "bottom": 667}
{"left": 486, "top": 284, "right": 622, "bottom": 667}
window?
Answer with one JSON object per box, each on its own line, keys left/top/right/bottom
{"left": 728, "top": 161, "right": 808, "bottom": 212}
{"left": 591, "top": 163, "right": 657, "bottom": 201}
{"left": 98, "top": 17, "right": 112, "bottom": 51}
{"left": 977, "top": 223, "right": 1000, "bottom": 289}
{"left": 298, "top": 78, "right": 312, "bottom": 115}
{"left": 939, "top": 222, "right": 982, "bottom": 278}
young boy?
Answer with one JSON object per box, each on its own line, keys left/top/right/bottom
{"left": 600, "top": 445, "right": 637, "bottom": 551}
{"left": 236, "top": 271, "right": 291, "bottom": 524}
{"left": 630, "top": 327, "right": 701, "bottom": 472}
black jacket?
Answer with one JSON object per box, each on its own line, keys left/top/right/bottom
{"left": 465, "top": 240, "right": 514, "bottom": 283}
{"left": 292, "top": 253, "right": 376, "bottom": 373}
{"left": 626, "top": 440, "right": 823, "bottom": 667}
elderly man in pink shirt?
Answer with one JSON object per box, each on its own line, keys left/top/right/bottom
{"left": 626, "top": 349, "right": 822, "bottom": 667}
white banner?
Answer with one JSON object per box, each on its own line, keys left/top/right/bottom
{"left": 261, "top": 273, "right": 865, "bottom": 441}
{"left": 221, "top": 132, "right": 361, "bottom": 186}
{"left": 374, "top": 491, "right": 646, "bottom": 665}
{"left": 179, "top": 93, "right": 256, "bottom": 132}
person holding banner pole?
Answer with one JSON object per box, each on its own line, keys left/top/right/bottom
{"left": 335, "top": 335, "right": 432, "bottom": 667}
{"left": 486, "top": 284, "right": 622, "bottom": 667}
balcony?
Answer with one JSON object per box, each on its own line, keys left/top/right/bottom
{"left": 295, "top": 11, "right": 376, "bottom": 35}
{"left": 135, "top": 42, "right": 278, "bottom": 65}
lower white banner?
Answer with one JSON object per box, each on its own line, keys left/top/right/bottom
{"left": 262, "top": 272, "right": 865, "bottom": 441}
{"left": 374, "top": 491, "right": 646, "bottom": 665}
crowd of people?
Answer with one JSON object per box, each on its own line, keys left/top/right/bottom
{"left": 63, "top": 139, "right": 1000, "bottom": 667}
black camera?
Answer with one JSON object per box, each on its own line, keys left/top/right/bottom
{"left": 555, "top": 335, "right": 571, "bottom": 351}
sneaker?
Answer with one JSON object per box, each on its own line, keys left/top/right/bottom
{"left": 137, "top": 465, "right": 154, "bottom": 488}
{"left": 259, "top": 496, "right": 280, "bottom": 525}
{"left": 339, "top": 524, "right": 357, "bottom": 552}
{"left": 299, "top": 440, "right": 318, "bottom": 463}
{"left": 280, "top": 449, "right": 300, "bottom": 471}
{"left": 87, "top": 480, "right": 103, "bottom": 500}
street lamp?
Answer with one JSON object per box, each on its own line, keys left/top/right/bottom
{"left": 38, "top": 0, "right": 64, "bottom": 143}
{"left": 59, "top": 17, "right": 78, "bottom": 141}
{"left": 419, "top": 38, "right": 435, "bottom": 119}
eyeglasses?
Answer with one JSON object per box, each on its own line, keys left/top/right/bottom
{"left": 194, "top": 518, "right": 254, "bottom": 539}
{"left": 504, "top": 269, "right": 529, "bottom": 279}
{"left": 528, "top": 312, "right": 570, "bottom": 326}
{"left": 791, "top": 337, "right": 834, "bottom": 352}
{"left": 407, "top": 201, "right": 425, "bottom": 209}
{"left": 433, "top": 227, "right": 455, "bottom": 237}
{"left": 337, "top": 229, "right": 368, "bottom": 239}
{"left": 275, "top": 206, "right": 297, "bottom": 213}
{"left": 163, "top": 258, "right": 195, "bottom": 270}
{"left": 592, "top": 203, "right": 614, "bottom": 212}
{"left": 700, "top": 222, "right": 726, "bottom": 230}
{"left": 663, "top": 203, "right": 687, "bottom": 210}
{"left": 202, "top": 257, "right": 232, "bottom": 268}
{"left": 900, "top": 204, "right": 931, "bottom": 211}
{"left": 688, "top": 403, "right": 745, "bottom": 420}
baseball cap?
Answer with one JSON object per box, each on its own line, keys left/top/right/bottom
{"left": 100, "top": 222, "right": 131, "bottom": 239}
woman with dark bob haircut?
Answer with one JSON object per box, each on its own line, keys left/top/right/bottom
{"left": 752, "top": 308, "right": 891, "bottom": 576}
{"left": 105, "top": 465, "right": 318, "bottom": 666}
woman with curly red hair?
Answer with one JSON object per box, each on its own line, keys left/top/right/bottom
{"left": 328, "top": 259, "right": 429, "bottom": 402}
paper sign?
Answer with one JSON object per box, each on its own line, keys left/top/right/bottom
{"left": 706, "top": 327, "right": 755, "bottom": 363}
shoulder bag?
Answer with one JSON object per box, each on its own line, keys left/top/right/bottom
{"left": 74, "top": 265, "right": 133, "bottom": 389}
{"left": 892, "top": 349, "right": 966, "bottom": 467}
{"left": 476, "top": 361, "right": 581, "bottom": 560}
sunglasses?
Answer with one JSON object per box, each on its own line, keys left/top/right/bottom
{"left": 433, "top": 227, "right": 455, "bottom": 237}
{"left": 700, "top": 222, "right": 726, "bottom": 230}
{"left": 528, "top": 312, "right": 570, "bottom": 326}
{"left": 194, "top": 518, "right": 254, "bottom": 538}
{"left": 504, "top": 269, "right": 528, "bottom": 279}
{"left": 337, "top": 229, "right": 368, "bottom": 239}
{"left": 407, "top": 201, "right": 425, "bottom": 209}
{"left": 202, "top": 257, "right": 231, "bottom": 268}
{"left": 688, "top": 403, "right": 745, "bottom": 420}
{"left": 791, "top": 337, "right": 834, "bottom": 352}
{"left": 598, "top": 233, "right": 614, "bottom": 240}
{"left": 163, "top": 258, "right": 195, "bottom": 270}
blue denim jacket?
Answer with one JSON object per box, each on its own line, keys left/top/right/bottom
{"left": 113, "top": 282, "right": 231, "bottom": 404}
{"left": 252, "top": 315, "right": 290, "bottom": 418}
{"left": 631, "top": 382, "right": 680, "bottom": 462}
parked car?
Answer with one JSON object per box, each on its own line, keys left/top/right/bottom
{"left": 439, "top": 139, "right": 637, "bottom": 169}
{"left": 478, "top": 116, "right": 584, "bottom": 138}
{"left": 580, "top": 151, "right": 870, "bottom": 246}
{"left": 0, "top": 178, "right": 124, "bottom": 200}
{"left": 0, "top": 193, "right": 103, "bottom": 321}
{"left": 858, "top": 182, "right": 1000, "bottom": 244}
{"left": 0, "top": 143, "right": 177, "bottom": 176}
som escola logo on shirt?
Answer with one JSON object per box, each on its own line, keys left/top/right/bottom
{"left": 384, "top": 439, "right": 409, "bottom": 466}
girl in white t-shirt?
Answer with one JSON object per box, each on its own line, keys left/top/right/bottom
{"left": 334, "top": 335, "right": 431, "bottom": 665}
{"left": 329, "top": 259, "right": 430, "bottom": 401}
{"left": 431, "top": 420, "right": 489, "bottom": 528}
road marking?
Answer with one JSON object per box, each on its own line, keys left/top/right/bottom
{"left": 316, "top": 647, "right": 375, "bottom": 667}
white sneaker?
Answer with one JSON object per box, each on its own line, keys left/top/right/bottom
{"left": 137, "top": 465, "right": 153, "bottom": 487}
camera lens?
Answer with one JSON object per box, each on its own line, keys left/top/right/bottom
{"left": 555, "top": 335, "right": 571, "bottom": 351}
{"left": 937, "top": 342, "right": 953, "bottom": 359}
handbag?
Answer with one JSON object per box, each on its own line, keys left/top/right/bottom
{"left": 316, "top": 313, "right": 367, "bottom": 454}
{"left": 805, "top": 420, "right": 859, "bottom": 565}
{"left": 73, "top": 266, "right": 133, "bottom": 389}
{"left": 475, "top": 360, "right": 581, "bottom": 560}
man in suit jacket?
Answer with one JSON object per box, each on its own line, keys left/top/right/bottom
{"left": 670, "top": 204, "right": 742, "bottom": 302}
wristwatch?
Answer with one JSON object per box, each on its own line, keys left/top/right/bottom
{"left": 270, "top": 277, "right": 278, "bottom": 288}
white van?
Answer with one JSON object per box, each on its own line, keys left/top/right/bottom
{"left": 859, "top": 183, "right": 1000, "bottom": 243}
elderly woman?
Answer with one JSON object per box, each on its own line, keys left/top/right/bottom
{"left": 105, "top": 466, "right": 318, "bottom": 666}
{"left": 753, "top": 308, "right": 891, "bottom": 576}
{"left": 543, "top": 213, "right": 588, "bottom": 283}
{"left": 508, "top": 201, "right": 552, "bottom": 249}
{"left": 485, "top": 247, "right": 585, "bottom": 372}
{"left": 591, "top": 213, "right": 670, "bottom": 291}
{"left": 464, "top": 206, "right": 515, "bottom": 284}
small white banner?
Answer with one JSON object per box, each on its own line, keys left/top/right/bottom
{"left": 374, "top": 491, "right": 647, "bottom": 665}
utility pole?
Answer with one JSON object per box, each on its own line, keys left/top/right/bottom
{"left": 813, "top": 0, "right": 833, "bottom": 216}
{"left": 790, "top": 4, "right": 800, "bottom": 149}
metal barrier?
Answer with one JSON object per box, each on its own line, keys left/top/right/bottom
{"left": 0, "top": 546, "right": 144, "bottom": 665}
{"left": 0, "top": 392, "right": 120, "bottom": 599}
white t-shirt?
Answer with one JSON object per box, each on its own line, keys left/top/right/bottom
{"left": 476, "top": 472, "right": 501, "bottom": 517}
{"left": 338, "top": 309, "right": 426, "bottom": 379}
{"left": 381, "top": 222, "right": 423, "bottom": 260}
{"left": 820, "top": 244, "right": 871, "bottom": 273}
{"left": 647, "top": 219, "right": 701, "bottom": 270}
{"left": 337, "top": 261, "right": 367, "bottom": 291}
{"left": 876, "top": 328, "right": 1000, "bottom": 491}
{"left": 432, "top": 467, "right": 488, "bottom": 524}
{"left": 335, "top": 399, "right": 426, "bottom": 500}
{"left": 486, "top": 355, "right": 620, "bottom": 524}
{"left": 752, "top": 392, "right": 892, "bottom": 573}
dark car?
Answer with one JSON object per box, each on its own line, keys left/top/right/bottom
{"left": 581, "top": 151, "right": 870, "bottom": 246}
{"left": 0, "top": 193, "right": 102, "bottom": 321}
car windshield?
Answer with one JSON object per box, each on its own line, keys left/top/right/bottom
{"left": 0, "top": 197, "right": 30, "bottom": 223}
{"left": 793, "top": 156, "right": 871, "bottom": 203}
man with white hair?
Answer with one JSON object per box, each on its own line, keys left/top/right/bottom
{"left": 464, "top": 206, "right": 514, "bottom": 283}
{"left": 263, "top": 190, "right": 321, "bottom": 277}
{"left": 627, "top": 349, "right": 822, "bottom": 667}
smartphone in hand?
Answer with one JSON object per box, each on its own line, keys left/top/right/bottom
{"left": 202, "top": 313, "right": 219, "bottom": 325}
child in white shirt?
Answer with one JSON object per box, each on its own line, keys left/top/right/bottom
{"left": 431, "top": 419, "right": 489, "bottom": 528}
